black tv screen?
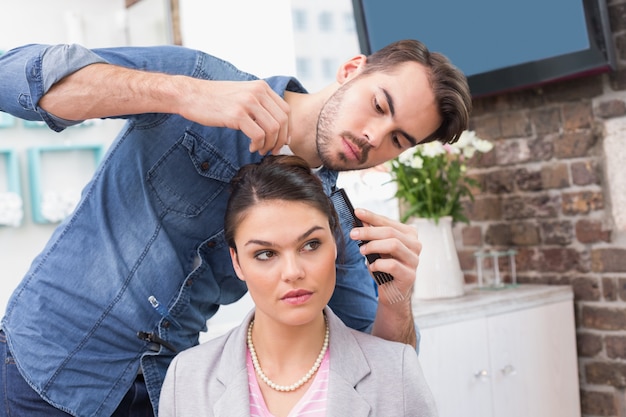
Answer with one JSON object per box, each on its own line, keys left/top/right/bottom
{"left": 352, "top": 0, "right": 616, "bottom": 97}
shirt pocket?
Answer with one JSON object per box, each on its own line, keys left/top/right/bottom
{"left": 147, "top": 130, "right": 236, "bottom": 217}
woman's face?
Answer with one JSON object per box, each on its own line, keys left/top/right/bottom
{"left": 229, "top": 200, "right": 337, "bottom": 327}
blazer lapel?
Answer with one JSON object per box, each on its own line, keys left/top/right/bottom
{"left": 325, "top": 307, "right": 372, "bottom": 417}
{"left": 213, "top": 310, "right": 255, "bottom": 417}
{"left": 326, "top": 377, "right": 372, "bottom": 416}
{"left": 213, "top": 368, "right": 251, "bottom": 417}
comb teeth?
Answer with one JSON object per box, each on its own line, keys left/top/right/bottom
{"left": 330, "top": 188, "right": 364, "bottom": 234}
{"left": 373, "top": 272, "right": 405, "bottom": 304}
{"left": 330, "top": 188, "right": 405, "bottom": 304}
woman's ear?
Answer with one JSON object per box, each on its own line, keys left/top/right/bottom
{"left": 229, "top": 247, "right": 245, "bottom": 281}
{"left": 336, "top": 54, "right": 367, "bottom": 84}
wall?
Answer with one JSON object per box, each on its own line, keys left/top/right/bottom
{"left": 178, "top": 0, "right": 296, "bottom": 78}
{"left": 0, "top": 0, "right": 173, "bottom": 313}
{"left": 290, "top": 0, "right": 361, "bottom": 91}
{"left": 456, "top": 1, "right": 626, "bottom": 415}
{"left": 0, "top": 0, "right": 132, "bottom": 312}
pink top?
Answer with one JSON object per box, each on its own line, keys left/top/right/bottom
{"left": 247, "top": 349, "right": 330, "bottom": 417}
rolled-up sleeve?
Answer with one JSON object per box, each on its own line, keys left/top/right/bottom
{"left": 1, "top": 43, "right": 209, "bottom": 132}
{"left": 0, "top": 44, "right": 108, "bottom": 131}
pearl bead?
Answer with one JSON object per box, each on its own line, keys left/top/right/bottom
{"left": 247, "top": 315, "right": 329, "bottom": 392}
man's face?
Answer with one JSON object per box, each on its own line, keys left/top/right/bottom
{"left": 316, "top": 61, "right": 442, "bottom": 171}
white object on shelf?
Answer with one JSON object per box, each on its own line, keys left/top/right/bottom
{"left": 412, "top": 216, "right": 465, "bottom": 299}
{"left": 0, "top": 192, "right": 23, "bottom": 227}
{"left": 40, "top": 188, "right": 81, "bottom": 223}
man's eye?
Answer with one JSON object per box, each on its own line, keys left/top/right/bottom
{"left": 255, "top": 250, "right": 275, "bottom": 261}
{"left": 374, "top": 98, "right": 384, "bottom": 114}
{"left": 392, "top": 134, "right": 401, "bottom": 148}
{"left": 391, "top": 133, "right": 410, "bottom": 150}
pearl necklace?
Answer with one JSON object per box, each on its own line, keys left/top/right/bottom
{"left": 247, "top": 317, "right": 329, "bottom": 392}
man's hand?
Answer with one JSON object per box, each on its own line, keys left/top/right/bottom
{"left": 180, "top": 79, "right": 291, "bottom": 155}
{"left": 350, "top": 208, "right": 420, "bottom": 301}
{"left": 350, "top": 208, "right": 420, "bottom": 347}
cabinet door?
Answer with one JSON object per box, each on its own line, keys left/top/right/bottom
{"left": 419, "top": 318, "right": 493, "bottom": 417}
{"left": 488, "top": 301, "right": 581, "bottom": 417}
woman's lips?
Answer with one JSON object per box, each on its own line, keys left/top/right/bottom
{"left": 281, "top": 289, "right": 313, "bottom": 305}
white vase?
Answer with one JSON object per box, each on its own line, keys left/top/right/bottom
{"left": 411, "top": 216, "right": 465, "bottom": 300}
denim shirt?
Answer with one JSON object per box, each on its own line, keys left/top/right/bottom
{"left": 0, "top": 44, "right": 378, "bottom": 417}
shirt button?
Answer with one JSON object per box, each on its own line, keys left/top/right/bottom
{"left": 162, "top": 321, "right": 171, "bottom": 329}
{"left": 186, "top": 279, "right": 193, "bottom": 287}
{"left": 200, "top": 161, "right": 210, "bottom": 171}
{"left": 207, "top": 241, "right": 216, "bottom": 248}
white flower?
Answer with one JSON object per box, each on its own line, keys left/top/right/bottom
{"left": 462, "top": 146, "right": 477, "bottom": 159}
{"left": 451, "top": 130, "right": 493, "bottom": 158}
{"left": 444, "top": 143, "right": 461, "bottom": 155}
{"left": 398, "top": 148, "right": 424, "bottom": 169}
{"left": 398, "top": 148, "right": 415, "bottom": 165}
{"left": 41, "top": 188, "right": 81, "bottom": 223}
{"left": 0, "top": 192, "right": 24, "bottom": 227}
{"left": 411, "top": 155, "right": 424, "bottom": 169}
{"left": 420, "top": 141, "right": 446, "bottom": 158}
{"left": 455, "top": 130, "right": 475, "bottom": 149}
{"left": 473, "top": 137, "right": 494, "bottom": 153}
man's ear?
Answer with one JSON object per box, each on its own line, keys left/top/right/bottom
{"left": 229, "top": 247, "right": 245, "bottom": 281}
{"left": 336, "top": 54, "right": 367, "bottom": 84}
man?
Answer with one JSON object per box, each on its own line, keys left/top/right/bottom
{"left": 0, "top": 39, "right": 471, "bottom": 416}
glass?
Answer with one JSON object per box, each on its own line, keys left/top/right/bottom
{"left": 474, "top": 249, "right": 518, "bottom": 290}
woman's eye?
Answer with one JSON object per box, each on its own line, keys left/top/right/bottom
{"left": 302, "top": 240, "right": 321, "bottom": 252}
{"left": 255, "top": 250, "right": 275, "bottom": 261}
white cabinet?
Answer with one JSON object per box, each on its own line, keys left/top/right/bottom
{"left": 413, "top": 285, "right": 581, "bottom": 417}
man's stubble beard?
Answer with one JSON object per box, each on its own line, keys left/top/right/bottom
{"left": 315, "top": 82, "right": 371, "bottom": 172}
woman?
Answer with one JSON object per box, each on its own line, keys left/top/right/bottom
{"left": 159, "top": 155, "right": 437, "bottom": 417}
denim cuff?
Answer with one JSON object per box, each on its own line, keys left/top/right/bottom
{"left": 27, "top": 44, "right": 108, "bottom": 131}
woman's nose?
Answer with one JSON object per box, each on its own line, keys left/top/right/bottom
{"left": 281, "top": 254, "right": 304, "bottom": 281}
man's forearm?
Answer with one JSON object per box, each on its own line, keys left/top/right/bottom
{"left": 371, "top": 297, "right": 417, "bottom": 348}
{"left": 39, "top": 63, "right": 183, "bottom": 121}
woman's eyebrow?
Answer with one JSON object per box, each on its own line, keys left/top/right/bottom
{"left": 244, "top": 225, "right": 324, "bottom": 247}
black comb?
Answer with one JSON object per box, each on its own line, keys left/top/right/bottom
{"left": 330, "top": 188, "right": 405, "bottom": 304}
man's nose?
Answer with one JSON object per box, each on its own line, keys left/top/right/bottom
{"left": 364, "top": 122, "right": 391, "bottom": 148}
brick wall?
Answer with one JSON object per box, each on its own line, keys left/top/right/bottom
{"left": 454, "top": 0, "right": 626, "bottom": 415}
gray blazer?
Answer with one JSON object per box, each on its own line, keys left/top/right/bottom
{"left": 159, "top": 307, "right": 438, "bottom": 416}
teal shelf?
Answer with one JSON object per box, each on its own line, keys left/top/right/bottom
{"left": 0, "top": 112, "right": 16, "bottom": 128}
{"left": 0, "top": 149, "right": 20, "bottom": 193}
{"left": 0, "top": 148, "right": 23, "bottom": 227}
{"left": 23, "top": 120, "right": 48, "bottom": 129}
{"left": 28, "top": 144, "right": 105, "bottom": 224}
{"left": 23, "top": 119, "right": 95, "bottom": 129}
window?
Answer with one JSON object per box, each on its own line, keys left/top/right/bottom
{"left": 296, "top": 57, "right": 312, "bottom": 79}
{"left": 292, "top": 9, "right": 308, "bottom": 31}
{"left": 318, "top": 11, "right": 333, "bottom": 32}
{"left": 321, "top": 58, "right": 336, "bottom": 80}
{"left": 343, "top": 12, "right": 355, "bottom": 33}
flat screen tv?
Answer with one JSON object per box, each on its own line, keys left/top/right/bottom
{"left": 352, "top": 0, "right": 616, "bottom": 98}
